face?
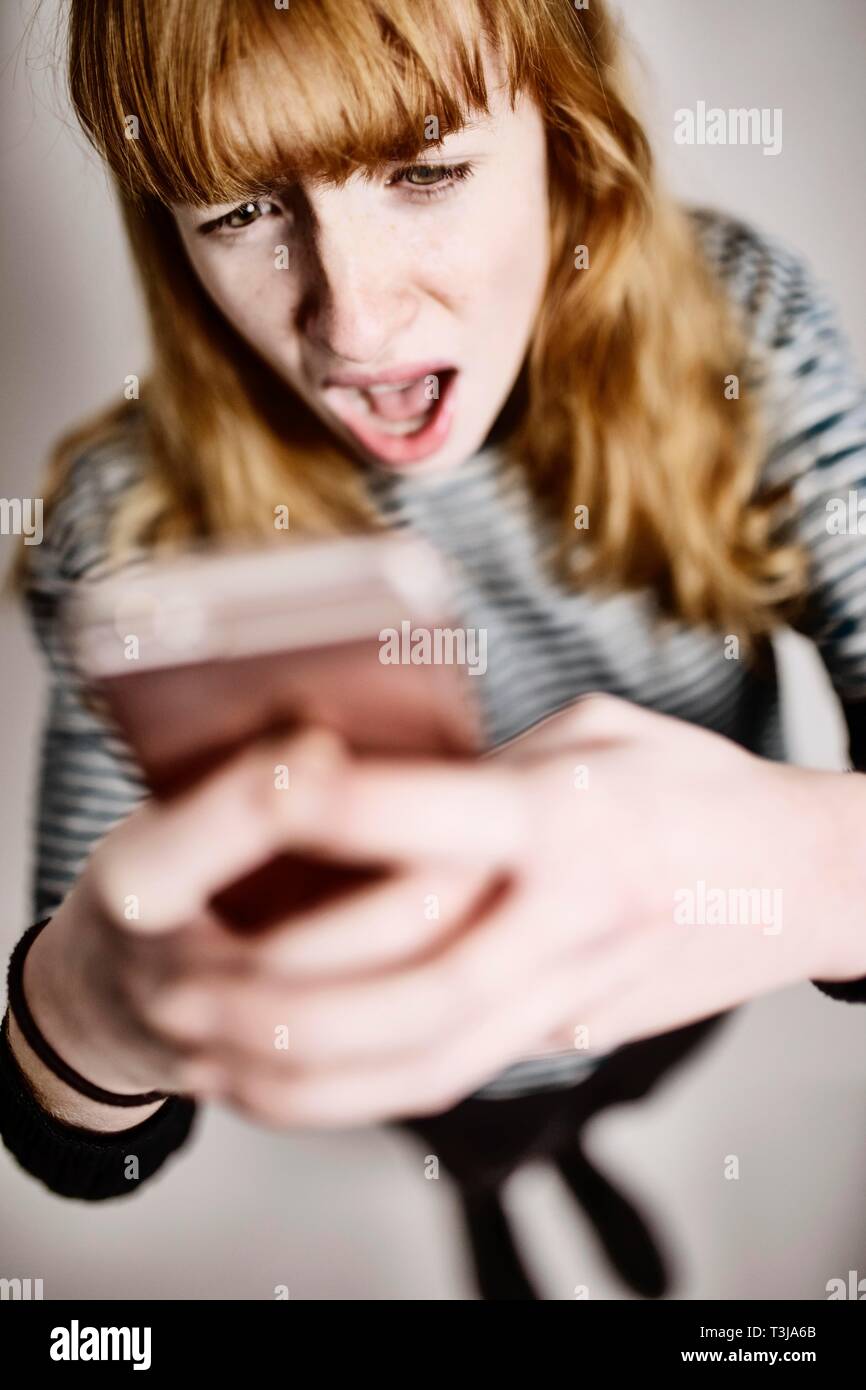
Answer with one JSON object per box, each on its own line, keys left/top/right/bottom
{"left": 173, "top": 57, "right": 550, "bottom": 477}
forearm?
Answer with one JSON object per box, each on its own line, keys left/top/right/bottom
{"left": 7, "top": 907, "right": 167, "bottom": 1129}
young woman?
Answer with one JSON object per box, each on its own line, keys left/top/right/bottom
{"left": 3, "top": 0, "right": 866, "bottom": 1299}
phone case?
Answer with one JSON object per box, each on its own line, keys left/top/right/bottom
{"left": 62, "top": 534, "right": 483, "bottom": 931}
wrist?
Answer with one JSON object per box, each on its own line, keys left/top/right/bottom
{"left": 4, "top": 1008, "right": 165, "bottom": 1133}
{"left": 805, "top": 767, "right": 866, "bottom": 982}
{"left": 14, "top": 910, "right": 168, "bottom": 1115}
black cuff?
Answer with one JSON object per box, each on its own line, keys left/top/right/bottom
{"left": 811, "top": 975, "right": 866, "bottom": 1004}
{"left": 0, "top": 1013, "right": 197, "bottom": 1200}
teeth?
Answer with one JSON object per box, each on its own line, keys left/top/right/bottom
{"left": 367, "top": 412, "right": 430, "bottom": 436}
{"left": 343, "top": 387, "right": 373, "bottom": 415}
{"left": 329, "top": 375, "right": 443, "bottom": 435}
{"left": 367, "top": 378, "right": 419, "bottom": 395}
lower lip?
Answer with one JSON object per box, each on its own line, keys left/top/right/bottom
{"left": 329, "top": 370, "right": 459, "bottom": 468}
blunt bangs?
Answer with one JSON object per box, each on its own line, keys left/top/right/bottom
{"left": 69, "top": 0, "right": 536, "bottom": 207}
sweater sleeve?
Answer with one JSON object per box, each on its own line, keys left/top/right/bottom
{"left": 0, "top": 1011, "right": 197, "bottom": 1200}
{"left": 755, "top": 245, "right": 866, "bottom": 705}
{"left": 767, "top": 262, "right": 866, "bottom": 1003}
{"left": 695, "top": 212, "right": 866, "bottom": 1004}
{"left": 810, "top": 697, "right": 866, "bottom": 1003}
{"left": 750, "top": 241, "right": 866, "bottom": 1004}
{"left": 21, "top": 437, "right": 149, "bottom": 918}
{"left": 1, "top": 424, "right": 199, "bottom": 1196}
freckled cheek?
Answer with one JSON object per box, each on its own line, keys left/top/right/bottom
{"left": 425, "top": 188, "right": 548, "bottom": 310}
{"left": 426, "top": 225, "right": 546, "bottom": 340}
{"left": 496, "top": 186, "right": 549, "bottom": 287}
{"left": 488, "top": 228, "right": 548, "bottom": 348}
{"left": 195, "top": 250, "right": 300, "bottom": 349}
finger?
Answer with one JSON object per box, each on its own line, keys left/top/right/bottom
{"left": 218, "top": 1005, "right": 566, "bottom": 1127}
{"left": 207, "top": 924, "right": 667, "bottom": 1127}
{"left": 146, "top": 874, "right": 616, "bottom": 1073}
{"left": 150, "top": 864, "right": 496, "bottom": 991}
{"left": 273, "top": 755, "right": 532, "bottom": 868}
{"left": 91, "top": 726, "right": 347, "bottom": 931}
{"left": 143, "top": 958, "right": 473, "bottom": 1066}
{"left": 143, "top": 879, "right": 539, "bottom": 1066}
{"left": 245, "top": 865, "right": 495, "bottom": 977}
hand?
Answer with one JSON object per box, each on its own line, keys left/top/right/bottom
{"left": 141, "top": 695, "right": 866, "bottom": 1128}
{"left": 14, "top": 727, "right": 403, "bottom": 1127}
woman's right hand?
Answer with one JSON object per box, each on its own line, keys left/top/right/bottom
{"left": 8, "top": 726, "right": 351, "bottom": 1131}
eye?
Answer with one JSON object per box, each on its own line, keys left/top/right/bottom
{"left": 401, "top": 165, "right": 447, "bottom": 187}
{"left": 387, "top": 161, "right": 475, "bottom": 201}
{"left": 225, "top": 201, "right": 267, "bottom": 228}
{"left": 198, "top": 199, "right": 282, "bottom": 235}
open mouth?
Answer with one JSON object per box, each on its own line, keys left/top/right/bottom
{"left": 322, "top": 366, "right": 459, "bottom": 468}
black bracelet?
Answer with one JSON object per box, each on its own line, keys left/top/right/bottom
{"left": 6, "top": 918, "right": 168, "bottom": 1108}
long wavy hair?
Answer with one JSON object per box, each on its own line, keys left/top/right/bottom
{"left": 14, "top": 0, "right": 805, "bottom": 637}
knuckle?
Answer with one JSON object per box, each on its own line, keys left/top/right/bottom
{"left": 232, "top": 743, "right": 284, "bottom": 833}
{"left": 236, "top": 727, "right": 345, "bottom": 841}
{"left": 569, "top": 691, "right": 620, "bottom": 735}
{"left": 87, "top": 828, "right": 131, "bottom": 921}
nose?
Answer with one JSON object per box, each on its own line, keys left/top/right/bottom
{"left": 298, "top": 193, "right": 417, "bottom": 366}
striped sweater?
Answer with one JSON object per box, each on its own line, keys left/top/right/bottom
{"left": 21, "top": 207, "right": 866, "bottom": 1100}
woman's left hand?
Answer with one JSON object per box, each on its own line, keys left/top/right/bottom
{"left": 151, "top": 695, "right": 866, "bottom": 1126}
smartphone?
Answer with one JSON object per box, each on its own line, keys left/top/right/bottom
{"left": 62, "top": 533, "right": 483, "bottom": 930}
